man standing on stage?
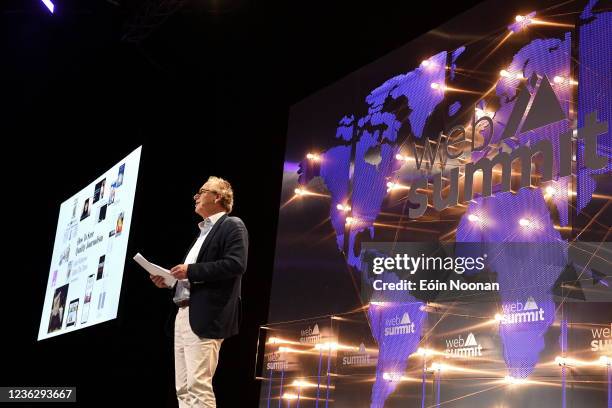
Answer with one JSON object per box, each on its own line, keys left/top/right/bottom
{"left": 151, "top": 176, "right": 248, "bottom": 408}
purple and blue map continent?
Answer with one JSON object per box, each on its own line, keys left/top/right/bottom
{"left": 295, "top": 4, "right": 609, "bottom": 405}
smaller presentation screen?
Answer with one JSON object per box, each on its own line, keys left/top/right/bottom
{"left": 38, "top": 146, "right": 142, "bottom": 340}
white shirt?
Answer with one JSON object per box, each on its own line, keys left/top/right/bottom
{"left": 173, "top": 211, "right": 226, "bottom": 304}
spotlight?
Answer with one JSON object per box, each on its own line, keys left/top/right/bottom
{"left": 555, "top": 356, "right": 569, "bottom": 366}
{"left": 475, "top": 107, "right": 494, "bottom": 119}
{"left": 504, "top": 375, "right": 526, "bottom": 385}
{"left": 599, "top": 356, "right": 611, "bottom": 366}
{"left": 315, "top": 342, "right": 339, "bottom": 351}
{"left": 382, "top": 372, "right": 401, "bottom": 382}
{"left": 282, "top": 393, "right": 298, "bottom": 400}
{"left": 429, "top": 362, "right": 445, "bottom": 372}
{"left": 509, "top": 12, "right": 535, "bottom": 33}
{"left": 553, "top": 76, "right": 565, "bottom": 84}
{"left": 306, "top": 153, "right": 321, "bottom": 162}
{"left": 518, "top": 218, "right": 531, "bottom": 227}
{"left": 294, "top": 188, "right": 306, "bottom": 196}
{"left": 395, "top": 154, "right": 415, "bottom": 164}
{"left": 417, "top": 347, "right": 433, "bottom": 357}
{"left": 494, "top": 313, "right": 503, "bottom": 322}
{"left": 336, "top": 203, "right": 351, "bottom": 212}
{"left": 500, "top": 69, "right": 524, "bottom": 80}
{"left": 386, "top": 181, "right": 408, "bottom": 192}
{"left": 468, "top": 214, "right": 481, "bottom": 223}
{"left": 430, "top": 82, "right": 445, "bottom": 91}
{"left": 345, "top": 216, "right": 355, "bottom": 226}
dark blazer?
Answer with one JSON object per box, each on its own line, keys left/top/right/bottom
{"left": 169, "top": 214, "right": 248, "bottom": 339}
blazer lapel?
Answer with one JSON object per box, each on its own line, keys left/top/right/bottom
{"left": 196, "top": 214, "right": 227, "bottom": 261}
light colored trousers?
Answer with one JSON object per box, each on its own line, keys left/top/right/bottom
{"left": 174, "top": 306, "right": 223, "bottom": 408}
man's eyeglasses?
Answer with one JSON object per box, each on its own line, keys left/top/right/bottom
{"left": 196, "top": 188, "right": 217, "bottom": 196}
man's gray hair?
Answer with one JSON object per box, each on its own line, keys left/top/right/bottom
{"left": 207, "top": 176, "right": 234, "bottom": 213}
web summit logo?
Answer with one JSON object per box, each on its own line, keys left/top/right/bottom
{"left": 266, "top": 351, "right": 288, "bottom": 371}
{"left": 398, "top": 73, "right": 608, "bottom": 219}
{"left": 499, "top": 296, "right": 545, "bottom": 325}
{"left": 590, "top": 323, "right": 611, "bottom": 352}
{"left": 384, "top": 312, "right": 416, "bottom": 336}
{"left": 342, "top": 343, "right": 372, "bottom": 366}
{"left": 444, "top": 332, "right": 482, "bottom": 358}
{"left": 300, "top": 324, "right": 322, "bottom": 344}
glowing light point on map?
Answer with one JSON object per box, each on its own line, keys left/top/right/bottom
{"left": 315, "top": 342, "right": 338, "bottom": 351}
{"left": 336, "top": 203, "right": 351, "bottom": 212}
{"left": 475, "top": 107, "right": 493, "bottom": 119}
{"left": 306, "top": 153, "right": 321, "bottom": 162}
{"left": 518, "top": 218, "right": 532, "bottom": 228}
{"left": 504, "top": 375, "right": 526, "bottom": 385}
{"left": 430, "top": 82, "right": 445, "bottom": 92}
{"left": 468, "top": 214, "right": 481, "bottom": 223}
{"left": 509, "top": 12, "right": 535, "bottom": 32}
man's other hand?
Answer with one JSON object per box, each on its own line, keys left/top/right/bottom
{"left": 150, "top": 275, "right": 169, "bottom": 288}
{"left": 170, "top": 264, "right": 188, "bottom": 280}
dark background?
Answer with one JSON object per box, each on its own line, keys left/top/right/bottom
{"left": 1, "top": 0, "right": 483, "bottom": 406}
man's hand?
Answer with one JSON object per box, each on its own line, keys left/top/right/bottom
{"left": 170, "top": 264, "right": 189, "bottom": 280}
{"left": 150, "top": 275, "right": 169, "bottom": 288}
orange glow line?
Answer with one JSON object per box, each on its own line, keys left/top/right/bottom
{"left": 443, "top": 86, "right": 481, "bottom": 95}
{"left": 531, "top": 18, "right": 574, "bottom": 28}
{"left": 280, "top": 195, "right": 299, "bottom": 209}
{"left": 301, "top": 191, "right": 331, "bottom": 198}
{"left": 568, "top": 202, "right": 611, "bottom": 231}
{"left": 478, "top": 31, "right": 514, "bottom": 69}
{"left": 439, "top": 228, "right": 457, "bottom": 241}
{"left": 387, "top": 185, "right": 411, "bottom": 191}
{"left": 566, "top": 243, "right": 612, "bottom": 265}
{"left": 430, "top": 384, "right": 505, "bottom": 407}
{"left": 591, "top": 193, "right": 612, "bottom": 200}
{"left": 265, "top": 337, "right": 304, "bottom": 346}
{"left": 304, "top": 216, "right": 332, "bottom": 235}
{"left": 572, "top": 200, "right": 610, "bottom": 242}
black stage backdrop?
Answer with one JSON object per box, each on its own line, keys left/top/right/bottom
{"left": 1, "top": 1, "right": 482, "bottom": 406}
